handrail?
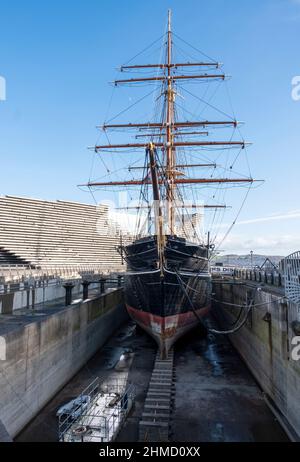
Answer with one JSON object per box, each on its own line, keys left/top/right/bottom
{"left": 0, "top": 264, "right": 125, "bottom": 285}
{"left": 211, "top": 266, "right": 283, "bottom": 288}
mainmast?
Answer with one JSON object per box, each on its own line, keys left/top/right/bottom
{"left": 166, "top": 9, "right": 175, "bottom": 234}
{"left": 82, "top": 11, "right": 256, "bottom": 243}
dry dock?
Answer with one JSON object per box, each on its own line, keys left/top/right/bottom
{"left": 1, "top": 274, "right": 299, "bottom": 442}
{"left": 15, "top": 318, "right": 288, "bottom": 442}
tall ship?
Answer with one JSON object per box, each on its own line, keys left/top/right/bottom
{"left": 83, "top": 11, "right": 254, "bottom": 358}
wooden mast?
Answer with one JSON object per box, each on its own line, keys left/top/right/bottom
{"left": 166, "top": 9, "right": 175, "bottom": 234}
{"left": 82, "top": 11, "right": 257, "bottom": 242}
{"left": 148, "top": 143, "right": 165, "bottom": 270}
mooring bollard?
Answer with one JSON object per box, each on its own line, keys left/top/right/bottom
{"left": 81, "top": 280, "right": 91, "bottom": 300}
{"left": 63, "top": 282, "right": 75, "bottom": 306}
{"left": 99, "top": 278, "right": 106, "bottom": 294}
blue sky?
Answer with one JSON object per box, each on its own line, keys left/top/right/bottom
{"left": 0, "top": 0, "right": 299, "bottom": 255}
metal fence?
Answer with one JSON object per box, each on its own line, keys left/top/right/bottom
{"left": 282, "top": 251, "right": 300, "bottom": 304}
{"left": 211, "top": 266, "right": 283, "bottom": 288}
{"left": 233, "top": 268, "right": 283, "bottom": 287}
{"left": 0, "top": 263, "right": 125, "bottom": 285}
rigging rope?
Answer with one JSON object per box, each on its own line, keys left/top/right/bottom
{"left": 174, "top": 270, "right": 282, "bottom": 336}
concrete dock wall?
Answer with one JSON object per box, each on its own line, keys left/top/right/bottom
{"left": 213, "top": 281, "right": 300, "bottom": 440}
{"left": 0, "top": 289, "right": 128, "bottom": 438}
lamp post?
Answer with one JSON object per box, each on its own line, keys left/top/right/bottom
{"left": 250, "top": 250, "right": 253, "bottom": 269}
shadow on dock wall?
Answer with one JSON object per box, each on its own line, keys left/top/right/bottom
{"left": 213, "top": 281, "right": 300, "bottom": 441}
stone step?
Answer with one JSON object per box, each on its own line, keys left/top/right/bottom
{"left": 150, "top": 380, "right": 173, "bottom": 384}
{"left": 148, "top": 386, "right": 175, "bottom": 393}
{"left": 147, "top": 391, "right": 172, "bottom": 397}
{"left": 152, "top": 368, "right": 173, "bottom": 372}
{"left": 153, "top": 365, "right": 173, "bottom": 370}
{"left": 140, "top": 421, "right": 169, "bottom": 428}
{"left": 149, "top": 381, "right": 174, "bottom": 387}
{"left": 147, "top": 392, "right": 171, "bottom": 397}
{"left": 153, "top": 370, "right": 173, "bottom": 375}
{"left": 155, "top": 361, "right": 173, "bottom": 365}
{"left": 145, "top": 398, "right": 171, "bottom": 404}
{"left": 153, "top": 370, "right": 173, "bottom": 374}
{"left": 142, "top": 412, "right": 170, "bottom": 420}
{"left": 152, "top": 371, "right": 173, "bottom": 376}
{"left": 139, "top": 430, "right": 169, "bottom": 442}
{"left": 148, "top": 389, "right": 174, "bottom": 394}
{"left": 144, "top": 404, "right": 170, "bottom": 410}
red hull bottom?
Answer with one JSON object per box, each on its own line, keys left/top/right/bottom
{"left": 126, "top": 304, "right": 210, "bottom": 358}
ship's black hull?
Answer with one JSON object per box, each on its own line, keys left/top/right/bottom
{"left": 122, "top": 235, "right": 211, "bottom": 357}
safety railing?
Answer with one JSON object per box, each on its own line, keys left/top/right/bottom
{"left": 0, "top": 263, "right": 125, "bottom": 285}
{"left": 233, "top": 268, "right": 283, "bottom": 287}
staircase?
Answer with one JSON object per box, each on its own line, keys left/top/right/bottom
{"left": 139, "top": 349, "right": 175, "bottom": 442}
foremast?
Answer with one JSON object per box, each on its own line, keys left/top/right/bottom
{"left": 147, "top": 143, "right": 165, "bottom": 272}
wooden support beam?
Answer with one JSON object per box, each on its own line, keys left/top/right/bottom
{"left": 114, "top": 74, "right": 226, "bottom": 85}
{"left": 94, "top": 141, "right": 248, "bottom": 150}
{"left": 120, "top": 62, "right": 221, "bottom": 70}
{"left": 101, "top": 121, "right": 238, "bottom": 130}
{"left": 82, "top": 178, "right": 254, "bottom": 187}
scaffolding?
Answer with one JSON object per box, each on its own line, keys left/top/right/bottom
{"left": 58, "top": 377, "right": 135, "bottom": 442}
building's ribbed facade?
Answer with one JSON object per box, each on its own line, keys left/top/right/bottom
{"left": 0, "top": 195, "right": 131, "bottom": 271}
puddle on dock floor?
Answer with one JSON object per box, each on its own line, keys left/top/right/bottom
{"left": 15, "top": 317, "right": 289, "bottom": 442}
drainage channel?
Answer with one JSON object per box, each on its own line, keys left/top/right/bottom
{"left": 139, "top": 349, "right": 175, "bottom": 442}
